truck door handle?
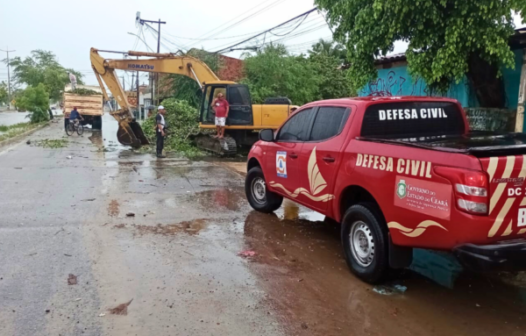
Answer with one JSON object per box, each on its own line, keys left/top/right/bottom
{"left": 290, "top": 153, "right": 298, "bottom": 159}
{"left": 323, "top": 156, "right": 335, "bottom": 163}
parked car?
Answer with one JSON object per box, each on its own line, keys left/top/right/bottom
{"left": 245, "top": 96, "right": 526, "bottom": 283}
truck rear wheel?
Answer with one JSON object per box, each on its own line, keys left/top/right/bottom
{"left": 245, "top": 166, "right": 283, "bottom": 213}
{"left": 341, "top": 203, "right": 388, "bottom": 284}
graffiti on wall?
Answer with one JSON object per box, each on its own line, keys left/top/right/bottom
{"left": 360, "top": 71, "right": 429, "bottom": 97}
{"left": 360, "top": 68, "right": 470, "bottom": 106}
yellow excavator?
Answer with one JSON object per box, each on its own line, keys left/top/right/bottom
{"left": 90, "top": 48, "right": 294, "bottom": 155}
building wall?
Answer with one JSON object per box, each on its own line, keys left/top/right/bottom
{"left": 217, "top": 55, "right": 244, "bottom": 81}
{"left": 359, "top": 64, "right": 471, "bottom": 106}
{"left": 360, "top": 49, "right": 523, "bottom": 109}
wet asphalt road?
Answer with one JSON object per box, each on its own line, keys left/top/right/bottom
{"left": 0, "top": 112, "right": 31, "bottom": 126}
{"left": 1, "top": 115, "right": 526, "bottom": 336}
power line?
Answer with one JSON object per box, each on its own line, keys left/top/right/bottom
{"left": 195, "top": 0, "right": 288, "bottom": 42}
{"left": 205, "top": 15, "right": 323, "bottom": 51}
{"left": 254, "top": 22, "right": 328, "bottom": 48}
{"left": 214, "top": 7, "right": 318, "bottom": 54}
{"left": 180, "top": 0, "right": 277, "bottom": 49}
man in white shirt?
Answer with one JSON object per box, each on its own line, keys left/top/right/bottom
{"left": 156, "top": 105, "right": 167, "bottom": 158}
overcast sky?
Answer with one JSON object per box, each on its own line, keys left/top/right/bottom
{"left": 0, "top": 0, "right": 524, "bottom": 88}
{"left": 0, "top": 0, "right": 329, "bottom": 87}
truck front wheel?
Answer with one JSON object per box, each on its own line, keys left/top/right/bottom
{"left": 245, "top": 166, "right": 283, "bottom": 213}
{"left": 341, "top": 203, "right": 388, "bottom": 284}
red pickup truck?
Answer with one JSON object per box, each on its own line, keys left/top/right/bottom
{"left": 245, "top": 96, "right": 526, "bottom": 283}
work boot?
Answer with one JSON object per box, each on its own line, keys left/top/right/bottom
{"left": 157, "top": 154, "right": 166, "bottom": 159}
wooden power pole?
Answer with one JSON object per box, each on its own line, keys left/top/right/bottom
{"left": 516, "top": 50, "right": 526, "bottom": 133}
{"left": 0, "top": 48, "right": 15, "bottom": 107}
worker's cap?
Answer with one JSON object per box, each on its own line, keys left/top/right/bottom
{"left": 158, "top": 105, "right": 165, "bottom": 110}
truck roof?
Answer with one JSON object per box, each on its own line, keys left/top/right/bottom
{"left": 300, "top": 96, "right": 460, "bottom": 109}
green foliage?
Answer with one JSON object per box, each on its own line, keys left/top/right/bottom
{"left": 316, "top": 0, "right": 524, "bottom": 94}
{"left": 69, "top": 88, "right": 100, "bottom": 96}
{"left": 142, "top": 98, "right": 202, "bottom": 157}
{"left": 162, "top": 49, "right": 221, "bottom": 107}
{"left": 241, "top": 44, "right": 320, "bottom": 105}
{"left": 308, "top": 39, "right": 354, "bottom": 99}
{"left": 33, "top": 139, "right": 68, "bottom": 148}
{"left": 9, "top": 50, "right": 84, "bottom": 101}
{"left": 16, "top": 84, "right": 50, "bottom": 123}
{"left": 0, "top": 82, "right": 8, "bottom": 105}
{"left": 241, "top": 42, "right": 352, "bottom": 104}
{"left": 0, "top": 121, "right": 46, "bottom": 142}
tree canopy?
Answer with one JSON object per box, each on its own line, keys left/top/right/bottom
{"left": 16, "top": 83, "right": 50, "bottom": 123}
{"left": 316, "top": 0, "right": 526, "bottom": 105}
{"left": 0, "top": 82, "right": 7, "bottom": 105}
{"left": 242, "top": 42, "right": 351, "bottom": 104}
{"left": 9, "top": 50, "right": 83, "bottom": 101}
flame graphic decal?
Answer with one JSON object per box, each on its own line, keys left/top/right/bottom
{"left": 388, "top": 220, "right": 447, "bottom": 238}
{"left": 270, "top": 147, "right": 334, "bottom": 202}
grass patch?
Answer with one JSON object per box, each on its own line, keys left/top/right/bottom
{"left": 32, "top": 139, "right": 68, "bottom": 148}
{"left": 0, "top": 122, "right": 47, "bottom": 142}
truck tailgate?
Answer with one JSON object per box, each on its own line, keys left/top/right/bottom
{"left": 64, "top": 93, "right": 103, "bottom": 116}
{"left": 481, "top": 155, "right": 526, "bottom": 238}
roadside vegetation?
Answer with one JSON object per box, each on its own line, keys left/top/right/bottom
{"left": 0, "top": 122, "right": 47, "bottom": 143}
{"left": 8, "top": 50, "right": 84, "bottom": 119}
{"left": 142, "top": 99, "right": 203, "bottom": 158}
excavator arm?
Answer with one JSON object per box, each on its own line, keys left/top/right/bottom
{"left": 89, "top": 48, "right": 221, "bottom": 148}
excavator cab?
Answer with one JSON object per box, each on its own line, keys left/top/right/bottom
{"left": 200, "top": 83, "right": 254, "bottom": 126}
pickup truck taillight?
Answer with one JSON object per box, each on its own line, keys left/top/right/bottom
{"left": 434, "top": 166, "right": 489, "bottom": 215}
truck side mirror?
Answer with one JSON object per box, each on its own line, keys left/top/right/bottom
{"left": 259, "top": 129, "right": 274, "bottom": 142}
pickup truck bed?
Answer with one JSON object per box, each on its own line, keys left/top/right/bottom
{"left": 360, "top": 132, "right": 526, "bottom": 157}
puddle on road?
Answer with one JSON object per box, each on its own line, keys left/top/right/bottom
{"left": 185, "top": 188, "right": 245, "bottom": 212}
{"left": 113, "top": 219, "right": 208, "bottom": 236}
{"left": 241, "top": 208, "right": 526, "bottom": 336}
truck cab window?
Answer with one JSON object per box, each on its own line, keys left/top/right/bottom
{"left": 277, "top": 108, "right": 314, "bottom": 142}
{"left": 309, "top": 107, "right": 350, "bottom": 141}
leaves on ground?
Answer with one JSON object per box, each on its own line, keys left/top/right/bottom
{"left": 32, "top": 138, "right": 68, "bottom": 148}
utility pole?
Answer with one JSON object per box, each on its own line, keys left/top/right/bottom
{"left": 0, "top": 48, "right": 15, "bottom": 107}
{"left": 136, "top": 56, "right": 140, "bottom": 119}
{"left": 136, "top": 14, "right": 166, "bottom": 106}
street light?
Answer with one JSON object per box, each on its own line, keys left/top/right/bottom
{"left": 127, "top": 32, "right": 155, "bottom": 52}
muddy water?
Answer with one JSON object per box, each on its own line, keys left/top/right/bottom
{"left": 241, "top": 199, "right": 526, "bottom": 336}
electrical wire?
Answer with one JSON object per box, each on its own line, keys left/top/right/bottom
{"left": 213, "top": 7, "right": 319, "bottom": 54}
{"left": 144, "top": 23, "right": 186, "bottom": 52}
{"left": 183, "top": 0, "right": 287, "bottom": 49}
{"left": 255, "top": 22, "right": 328, "bottom": 48}
{"left": 179, "top": 0, "right": 278, "bottom": 49}
{"left": 269, "top": 13, "right": 309, "bottom": 37}
{"left": 208, "top": 15, "right": 323, "bottom": 51}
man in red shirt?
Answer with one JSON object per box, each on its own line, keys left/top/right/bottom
{"left": 211, "top": 92, "right": 229, "bottom": 139}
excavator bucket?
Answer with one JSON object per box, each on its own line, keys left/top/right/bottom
{"left": 117, "top": 120, "right": 149, "bottom": 149}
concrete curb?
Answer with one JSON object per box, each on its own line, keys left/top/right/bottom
{"left": 0, "top": 123, "right": 50, "bottom": 149}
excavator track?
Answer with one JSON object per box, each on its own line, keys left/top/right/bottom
{"left": 193, "top": 134, "right": 237, "bottom": 157}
